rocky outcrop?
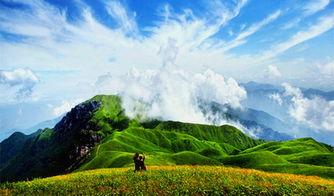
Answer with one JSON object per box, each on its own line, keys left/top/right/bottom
{"left": 0, "top": 100, "right": 104, "bottom": 182}
{"left": 54, "top": 100, "right": 100, "bottom": 137}
{"left": 53, "top": 100, "right": 103, "bottom": 170}
{"left": 0, "top": 95, "right": 130, "bottom": 182}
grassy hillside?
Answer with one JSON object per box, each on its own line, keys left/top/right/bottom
{"left": 156, "top": 121, "right": 261, "bottom": 150}
{"left": 86, "top": 95, "right": 130, "bottom": 135}
{"left": 242, "top": 138, "right": 332, "bottom": 155}
{"left": 1, "top": 94, "right": 333, "bottom": 182}
{"left": 77, "top": 118, "right": 334, "bottom": 179}
{"left": 0, "top": 132, "right": 30, "bottom": 167}
{"left": 1, "top": 166, "right": 333, "bottom": 195}
{"left": 76, "top": 124, "right": 260, "bottom": 172}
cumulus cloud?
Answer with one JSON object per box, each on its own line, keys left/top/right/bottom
{"left": 268, "top": 93, "right": 283, "bottom": 105}
{"left": 194, "top": 70, "right": 247, "bottom": 108}
{"left": 282, "top": 82, "right": 334, "bottom": 132}
{"left": 0, "top": 68, "right": 39, "bottom": 99}
{"left": 94, "top": 66, "right": 247, "bottom": 125}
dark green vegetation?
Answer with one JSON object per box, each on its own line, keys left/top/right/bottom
{"left": 1, "top": 166, "right": 333, "bottom": 195}
{"left": 1, "top": 95, "right": 333, "bottom": 183}
{"left": 0, "top": 132, "right": 34, "bottom": 166}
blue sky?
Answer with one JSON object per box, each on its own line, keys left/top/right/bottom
{"left": 0, "top": 0, "right": 334, "bottom": 135}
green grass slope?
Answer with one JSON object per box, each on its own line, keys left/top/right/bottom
{"left": 77, "top": 126, "right": 240, "bottom": 171}
{"left": 287, "top": 152, "right": 334, "bottom": 167}
{"left": 241, "top": 138, "right": 334, "bottom": 167}
{"left": 77, "top": 123, "right": 334, "bottom": 178}
{"left": 2, "top": 166, "right": 333, "bottom": 195}
{"left": 219, "top": 151, "right": 289, "bottom": 168}
{"left": 87, "top": 95, "right": 130, "bottom": 135}
{"left": 242, "top": 138, "right": 332, "bottom": 155}
{"left": 1, "top": 94, "right": 334, "bottom": 182}
{"left": 156, "top": 121, "right": 262, "bottom": 150}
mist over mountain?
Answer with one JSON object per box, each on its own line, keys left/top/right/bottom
{"left": 240, "top": 81, "right": 334, "bottom": 145}
{"left": 1, "top": 95, "right": 333, "bottom": 183}
{"left": 1, "top": 79, "right": 333, "bottom": 145}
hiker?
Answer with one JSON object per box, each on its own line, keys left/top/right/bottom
{"left": 139, "top": 153, "right": 146, "bottom": 171}
{"left": 133, "top": 152, "right": 140, "bottom": 172}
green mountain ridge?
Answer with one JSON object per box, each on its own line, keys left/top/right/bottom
{"left": 1, "top": 95, "right": 333, "bottom": 182}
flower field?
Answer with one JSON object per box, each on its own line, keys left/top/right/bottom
{"left": 1, "top": 166, "right": 333, "bottom": 195}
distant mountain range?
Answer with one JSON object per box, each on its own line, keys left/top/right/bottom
{"left": 1, "top": 95, "right": 333, "bottom": 182}
{"left": 241, "top": 81, "right": 334, "bottom": 101}
{"left": 199, "top": 101, "right": 293, "bottom": 141}
{"left": 0, "top": 116, "right": 62, "bottom": 142}
{"left": 240, "top": 81, "right": 334, "bottom": 145}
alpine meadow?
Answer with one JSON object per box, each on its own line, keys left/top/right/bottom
{"left": 0, "top": 0, "right": 334, "bottom": 195}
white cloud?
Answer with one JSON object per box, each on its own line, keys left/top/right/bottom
{"left": 0, "top": 0, "right": 332, "bottom": 106}
{"left": 266, "top": 65, "right": 282, "bottom": 78}
{"left": 282, "top": 83, "right": 334, "bottom": 131}
{"left": 52, "top": 99, "right": 83, "bottom": 117}
{"left": 268, "top": 93, "right": 283, "bottom": 105}
{"left": 318, "top": 60, "right": 334, "bottom": 79}
{"left": 194, "top": 70, "right": 247, "bottom": 108}
{"left": 228, "top": 29, "right": 234, "bottom": 36}
{"left": 282, "top": 82, "right": 302, "bottom": 97}
{"left": 282, "top": 0, "right": 330, "bottom": 30}
{"left": 105, "top": 1, "right": 138, "bottom": 35}
{"left": 303, "top": 0, "right": 330, "bottom": 15}
{"left": 94, "top": 66, "right": 247, "bottom": 125}
{"left": 0, "top": 0, "right": 250, "bottom": 75}
{"left": 0, "top": 0, "right": 257, "bottom": 106}
{"left": 262, "top": 13, "right": 334, "bottom": 59}
{"left": 235, "top": 10, "right": 281, "bottom": 41}
{"left": 222, "top": 10, "right": 281, "bottom": 51}
{"left": 240, "top": 24, "right": 246, "bottom": 30}
{"left": 0, "top": 68, "right": 39, "bottom": 99}
{"left": 282, "top": 18, "right": 301, "bottom": 30}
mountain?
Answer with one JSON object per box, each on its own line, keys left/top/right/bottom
{"left": 241, "top": 81, "right": 282, "bottom": 92}
{"left": 199, "top": 101, "right": 293, "bottom": 141}
{"left": 0, "top": 116, "right": 62, "bottom": 142}
{"left": 0, "top": 129, "right": 43, "bottom": 168}
{"left": 240, "top": 81, "right": 334, "bottom": 145}
{"left": 0, "top": 95, "right": 129, "bottom": 182}
{"left": 241, "top": 81, "right": 334, "bottom": 101}
{"left": 19, "top": 116, "right": 63, "bottom": 135}
{"left": 238, "top": 119, "right": 293, "bottom": 141}
{"left": 302, "top": 88, "right": 334, "bottom": 100}
{"left": 1, "top": 95, "right": 333, "bottom": 183}
{"left": 227, "top": 107, "right": 294, "bottom": 141}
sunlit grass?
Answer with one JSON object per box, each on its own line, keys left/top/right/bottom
{"left": 1, "top": 166, "right": 333, "bottom": 195}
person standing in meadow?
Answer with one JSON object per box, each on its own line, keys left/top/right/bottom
{"left": 139, "top": 153, "right": 146, "bottom": 171}
{"left": 133, "top": 152, "right": 140, "bottom": 172}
